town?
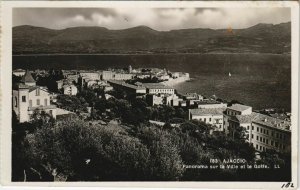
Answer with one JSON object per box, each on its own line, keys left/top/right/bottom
{"left": 12, "top": 66, "right": 291, "bottom": 155}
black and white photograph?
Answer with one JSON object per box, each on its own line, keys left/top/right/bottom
{"left": 0, "top": 1, "right": 299, "bottom": 188}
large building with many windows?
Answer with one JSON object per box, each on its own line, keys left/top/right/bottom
{"left": 226, "top": 104, "right": 291, "bottom": 153}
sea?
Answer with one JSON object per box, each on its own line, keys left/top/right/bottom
{"left": 13, "top": 53, "right": 291, "bottom": 111}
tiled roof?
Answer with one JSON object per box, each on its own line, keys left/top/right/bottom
{"left": 235, "top": 114, "right": 257, "bottom": 123}
{"left": 189, "top": 108, "right": 226, "bottom": 115}
{"left": 228, "top": 104, "right": 251, "bottom": 112}
{"left": 252, "top": 112, "right": 291, "bottom": 131}
{"left": 21, "top": 70, "right": 35, "bottom": 83}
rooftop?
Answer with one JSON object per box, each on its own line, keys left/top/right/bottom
{"left": 13, "top": 69, "right": 26, "bottom": 72}
{"left": 235, "top": 114, "right": 256, "bottom": 124}
{"left": 189, "top": 108, "right": 226, "bottom": 116}
{"left": 252, "top": 112, "right": 291, "bottom": 132}
{"left": 228, "top": 104, "right": 252, "bottom": 112}
{"left": 21, "top": 70, "right": 36, "bottom": 83}
{"left": 108, "top": 80, "right": 146, "bottom": 90}
{"left": 142, "top": 83, "right": 174, "bottom": 89}
{"left": 230, "top": 112, "right": 291, "bottom": 132}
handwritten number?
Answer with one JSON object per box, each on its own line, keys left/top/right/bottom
{"left": 281, "top": 182, "right": 294, "bottom": 188}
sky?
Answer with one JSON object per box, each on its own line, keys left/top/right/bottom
{"left": 13, "top": 8, "right": 291, "bottom": 31}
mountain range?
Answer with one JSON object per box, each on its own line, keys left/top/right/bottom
{"left": 13, "top": 22, "right": 291, "bottom": 54}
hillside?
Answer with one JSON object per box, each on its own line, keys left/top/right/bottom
{"left": 13, "top": 22, "right": 291, "bottom": 54}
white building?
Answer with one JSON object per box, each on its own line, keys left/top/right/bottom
{"left": 13, "top": 71, "right": 57, "bottom": 122}
{"left": 80, "top": 71, "right": 100, "bottom": 81}
{"left": 63, "top": 84, "right": 78, "bottom": 96}
{"left": 142, "top": 83, "right": 175, "bottom": 95}
{"left": 189, "top": 108, "right": 226, "bottom": 131}
{"left": 226, "top": 104, "right": 252, "bottom": 116}
{"left": 13, "top": 69, "right": 26, "bottom": 77}
{"left": 225, "top": 104, "right": 291, "bottom": 153}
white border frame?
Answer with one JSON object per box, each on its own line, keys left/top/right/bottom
{"left": 0, "top": 1, "right": 299, "bottom": 189}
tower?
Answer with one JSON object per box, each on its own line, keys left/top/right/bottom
{"left": 13, "top": 84, "right": 30, "bottom": 122}
{"left": 21, "top": 70, "right": 36, "bottom": 86}
{"left": 128, "top": 65, "right": 132, "bottom": 73}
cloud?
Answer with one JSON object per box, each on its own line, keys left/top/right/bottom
{"left": 13, "top": 7, "right": 291, "bottom": 30}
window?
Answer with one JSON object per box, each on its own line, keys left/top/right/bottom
{"left": 29, "top": 100, "right": 32, "bottom": 107}
{"left": 37, "top": 99, "right": 40, "bottom": 105}
{"left": 263, "top": 138, "right": 265, "bottom": 143}
{"left": 44, "top": 99, "right": 48, "bottom": 106}
{"left": 283, "top": 145, "right": 286, "bottom": 150}
{"left": 263, "top": 129, "right": 265, "bottom": 134}
{"left": 260, "top": 137, "right": 262, "bottom": 142}
{"left": 36, "top": 88, "right": 40, "bottom": 96}
{"left": 251, "top": 134, "right": 254, "bottom": 139}
{"left": 256, "top": 145, "right": 258, "bottom": 149}
{"left": 266, "top": 139, "right": 269, "bottom": 144}
{"left": 204, "top": 118, "right": 206, "bottom": 122}
{"left": 275, "top": 142, "right": 279, "bottom": 148}
{"left": 276, "top": 133, "right": 279, "bottom": 138}
{"left": 22, "top": 96, "right": 26, "bottom": 102}
{"left": 271, "top": 140, "right": 274, "bottom": 146}
{"left": 256, "top": 136, "right": 259, "bottom": 140}
{"left": 14, "top": 97, "right": 18, "bottom": 107}
{"left": 266, "top": 130, "right": 269, "bottom": 135}
{"left": 271, "top": 131, "right": 274, "bottom": 136}
{"left": 260, "top": 146, "right": 262, "bottom": 151}
{"left": 257, "top": 127, "right": 259, "bottom": 132}
{"left": 252, "top": 126, "right": 254, "bottom": 130}
{"left": 247, "top": 126, "right": 249, "bottom": 130}
{"left": 279, "top": 134, "right": 282, "bottom": 139}
{"left": 260, "top": 128, "right": 263, "bottom": 133}
{"left": 209, "top": 118, "right": 211, "bottom": 122}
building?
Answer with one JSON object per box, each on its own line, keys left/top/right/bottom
{"left": 196, "top": 99, "right": 227, "bottom": 109}
{"left": 13, "top": 69, "right": 26, "bottom": 77}
{"left": 189, "top": 108, "right": 226, "bottom": 131}
{"left": 128, "top": 65, "right": 132, "bottom": 73}
{"left": 107, "top": 80, "right": 146, "bottom": 95}
{"left": 184, "top": 93, "right": 204, "bottom": 101}
{"left": 20, "top": 71, "right": 36, "bottom": 86}
{"left": 80, "top": 71, "right": 100, "bottom": 81}
{"left": 63, "top": 84, "right": 78, "bottom": 96}
{"left": 56, "top": 79, "right": 64, "bottom": 90}
{"left": 225, "top": 104, "right": 291, "bottom": 153}
{"left": 102, "top": 71, "right": 114, "bottom": 80}
{"left": 114, "top": 73, "right": 133, "bottom": 80}
{"left": 142, "top": 83, "right": 175, "bottom": 95}
{"left": 13, "top": 72, "right": 57, "bottom": 122}
{"left": 66, "top": 74, "right": 79, "bottom": 83}
{"left": 146, "top": 94, "right": 164, "bottom": 106}
{"left": 251, "top": 113, "right": 291, "bottom": 153}
{"left": 226, "top": 104, "right": 252, "bottom": 116}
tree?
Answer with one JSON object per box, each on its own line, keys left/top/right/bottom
{"left": 137, "top": 126, "right": 185, "bottom": 180}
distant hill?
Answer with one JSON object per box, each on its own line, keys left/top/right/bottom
{"left": 13, "top": 22, "right": 291, "bottom": 54}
